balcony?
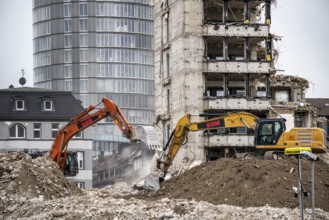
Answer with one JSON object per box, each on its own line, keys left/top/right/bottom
{"left": 204, "top": 24, "right": 269, "bottom": 38}
{"left": 204, "top": 97, "right": 270, "bottom": 111}
{"left": 205, "top": 61, "right": 270, "bottom": 74}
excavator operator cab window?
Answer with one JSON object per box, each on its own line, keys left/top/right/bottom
{"left": 255, "top": 120, "right": 285, "bottom": 145}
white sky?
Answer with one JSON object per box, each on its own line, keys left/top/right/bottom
{"left": 0, "top": 0, "right": 328, "bottom": 98}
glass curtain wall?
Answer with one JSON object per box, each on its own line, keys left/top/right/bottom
{"left": 33, "top": 0, "right": 155, "bottom": 158}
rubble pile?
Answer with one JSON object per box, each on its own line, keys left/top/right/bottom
{"left": 147, "top": 157, "right": 329, "bottom": 211}
{"left": 1, "top": 152, "right": 329, "bottom": 219}
{"left": 2, "top": 186, "right": 329, "bottom": 219}
{"left": 0, "top": 152, "right": 82, "bottom": 217}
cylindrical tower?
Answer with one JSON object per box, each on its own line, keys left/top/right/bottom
{"left": 33, "top": 0, "right": 155, "bottom": 178}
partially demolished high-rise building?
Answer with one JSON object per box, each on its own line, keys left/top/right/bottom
{"left": 153, "top": 0, "right": 316, "bottom": 162}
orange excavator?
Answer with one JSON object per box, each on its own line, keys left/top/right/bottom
{"left": 48, "top": 98, "right": 149, "bottom": 176}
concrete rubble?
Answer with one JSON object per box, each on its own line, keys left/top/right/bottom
{"left": 1, "top": 152, "right": 329, "bottom": 219}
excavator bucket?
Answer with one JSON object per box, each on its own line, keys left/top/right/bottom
{"left": 135, "top": 126, "right": 162, "bottom": 150}
{"left": 143, "top": 174, "right": 160, "bottom": 191}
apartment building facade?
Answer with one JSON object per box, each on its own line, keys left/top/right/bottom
{"left": 153, "top": 0, "right": 316, "bottom": 162}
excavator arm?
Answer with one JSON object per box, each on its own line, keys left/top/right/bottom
{"left": 49, "top": 98, "right": 137, "bottom": 173}
{"left": 158, "top": 112, "right": 259, "bottom": 176}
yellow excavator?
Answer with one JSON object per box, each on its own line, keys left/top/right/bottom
{"left": 144, "top": 112, "right": 327, "bottom": 190}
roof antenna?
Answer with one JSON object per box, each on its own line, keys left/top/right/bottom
{"left": 19, "top": 69, "right": 26, "bottom": 87}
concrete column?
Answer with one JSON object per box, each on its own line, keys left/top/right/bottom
{"left": 223, "top": 0, "right": 228, "bottom": 24}
{"left": 224, "top": 73, "right": 228, "bottom": 97}
{"left": 245, "top": 74, "right": 250, "bottom": 97}
{"left": 244, "top": 0, "right": 249, "bottom": 24}
{"left": 266, "top": 37, "right": 272, "bottom": 62}
{"left": 266, "top": 74, "right": 270, "bottom": 97}
{"left": 265, "top": 0, "right": 271, "bottom": 25}
{"left": 223, "top": 38, "right": 228, "bottom": 60}
{"left": 244, "top": 38, "right": 250, "bottom": 61}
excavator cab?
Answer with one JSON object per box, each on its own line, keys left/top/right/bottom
{"left": 254, "top": 118, "right": 286, "bottom": 146}
{"left": 61, "top": 152, "right": 79, "bottom": 176}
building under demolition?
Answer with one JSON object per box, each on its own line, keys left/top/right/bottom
{"left": 153, "top": 0, "right": 318, "bottom": 162}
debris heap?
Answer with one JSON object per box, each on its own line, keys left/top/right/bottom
{"left": 1, "top": 152, "right": 329, "bottom": 219}
{"left": 149, "top": 157, "right": 329, "bottom": 211}
{"left": 0, "top": 152, "right": 82, "bottom": 216}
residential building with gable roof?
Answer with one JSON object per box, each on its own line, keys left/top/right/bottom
{"left": 0, "top": 87, "right": 92, "bottom": 189}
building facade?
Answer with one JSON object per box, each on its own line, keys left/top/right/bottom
{"left": 0, "top": 87, "right": 93, "bottom": 189}
{"left": 153, "top": 0, "right": 317, "bottom": 162}
{"left": 33, "top": 0, "right": 156, "bottom": 187}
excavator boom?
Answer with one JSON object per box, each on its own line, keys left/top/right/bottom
{"left": 159, "top": 112, "right": 259, "bottom": 176}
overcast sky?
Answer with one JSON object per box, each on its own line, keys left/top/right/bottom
{"left": 0, "top": 0, "right": 328, "bottom": 98}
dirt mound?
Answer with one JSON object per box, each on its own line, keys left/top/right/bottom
{"left": 146, "top": 157, "right": 329, "bottom": 211}
{"left": 0, "top": 152, "right": 83, "bottom": 214}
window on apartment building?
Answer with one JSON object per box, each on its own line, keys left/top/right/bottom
{"left": 64, "top": 80, "right": 72, "bottom": 91}
{"left": 134, "top": 158, "right": 142, "bottom": 170}
{"left": 80, "top": 80, "right": 88, "bottom": 92}
{"left": 167, "top": 89, "right": 170, "bottom": 112}
{"left": 9, "top": 124, "right": 26, "bottom": 139}
{"left": 33, "top": 123, "right": 41, "bottom": 139}
{"left": 64, "top": 35, "right": 72, "bottom": 48}
{"left": 80, "top": 49, "right": 88, "bottom": 62}
{"left": 256, "top": 86, "right": 267, "bottom": 97}
{"left": 79, "top": 19, "right": 88, "bottom": 31}
{"left": 228, "top": 87, "right": 245, "bottom": 97}
{"left": 77, "top": 151, "right": 84, "bottom": 169}
{"left": 64, "top": 50, "right": 72, "bottom": 63}
{"left": 162, "top": 13, "right": 169, "bottom": 43}
{"left": 227, "top": 2, "right": 245, "bottom": 23}
{"left": 80, "top": 64, "right": 88, "bottom": 77}
{"left": 64, "top": 65, "right": 72, "bottom": 78}
{"left": 227, "top": 38, "right": 245, "bottom": 61}
{"left": 79, "top": 3, "right": 87, "bottom": 16}
{"left": 51, "top": 123, "right": 60, "bottom": 138}
{"left": 294, "top": 112, "right": 308, "bottom": 128}
{"left": 15, "top": 100, "right": 26, "bottom": 111}
{"left": 204, "top": 1, "right": 223, "bottom": 23}
{"left": 76, "top": 182, "right": 85, "bottom": 189}
{"left": 250, "top": 38, "right": 267, "bottom": 61}
{"left": 64, "top": 19, "right": 71, "bottom": 32}
{"left": 110, "top": 168, "right": 116, "bottom": 177}
{"left": 79, "top": 94, "right": 88, "bottom": 108}
{"left": 205, "top": 37, "right": 224, "bottom": 60}
{"left": 43, "top": 100, "right": 54, "bottom": 111}
{"left": 274, "top": 90, "right": 290, "bottom": 102}
{"left": 73, "top": 131, "right": 82, "bottom": 139}
{"left": 204, "top": 1, "right": 263, "bottom": 24}
{"left": 64, "top": 4, "right": 71, "bottom": 17}
{"left": 165, "top": 53, "right": 170, "bottom": 77}
{"left": 206, "top": 87, "right": 224, "bottom": 97}
{"left": 79, "top": 34, "right": 88, "bottom": 47}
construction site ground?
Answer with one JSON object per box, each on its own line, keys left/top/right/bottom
{"left": 1, "top": 152, "right": 329, "bottom": 219}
